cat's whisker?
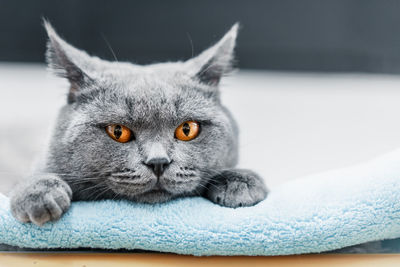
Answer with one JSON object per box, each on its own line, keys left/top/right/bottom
{"left": 174, "top": 167, "right": 222, "bottom": 190}
{"left": 74, "top": 182, "right": 106, "bottom": 195}
{"left": 194, "top": 182, "right": 212, "bottom": 192}
{"left": 62, "top": 176, "right": 107, "bottom": 184}
{"left": 192, "top": 187, "right": 203, "bottom": 197}
{"left": 84, "top": 184, "right": 110, "bottom": 200}
{"left": 100, "top": 32, "right": 119, "bottom": 62}
{"left": 200, "top": 180, "right": 220, "bottom": 191}
{"left": 94, "top": 186, "right": 113, "bottom": 200}
{"left": 64, "top": 179, "right": 102, "bottom": 186}
{"left": 203, "top": 169, "right": 260, "bottom": 187}
{"left": 66, "top": 176, "right": 106, "bottom": 181}
{"left": 205, "top": 179, "right": 219, "bottom": 188}
{"left": 111, "top": 191, "right": 121, "bottom": 201}
{"left": 62, "top": 175, "right": 103, "bottom": 180}
{"left": 186, "top": 32, "right": 194, "bottom": 58}
{"left": 200, "top": 168, "right": 247, "bottom": 177}
{"left": 45, "top": 168, "right": 117, "bottom": 175}
{"left": 0, "top": 170, "right": 112, "bottom": 181}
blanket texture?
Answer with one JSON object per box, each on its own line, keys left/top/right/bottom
{"left": 1, "top": 150, "right": 400, "bottom": 255}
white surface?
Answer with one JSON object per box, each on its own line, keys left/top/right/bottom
{"left": 1, "top": 63, "right": 400, "bottom": 194}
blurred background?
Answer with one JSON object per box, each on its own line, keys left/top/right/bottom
{"left": 2, "top": 0, "right": 400, "bottom": 194}
{"left": 3, "top": 0, "right": 400, "bottom": 72}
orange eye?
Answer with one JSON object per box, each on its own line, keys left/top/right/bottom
{"left": 175, "top": 121, "right": 200, "bottom": 141}
{"left": 106, "top": 124, "right": 133, "bottom": 143}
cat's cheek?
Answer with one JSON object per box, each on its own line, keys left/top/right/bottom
{"left": 160, "top": 169, "right": 202, "bottom": 195}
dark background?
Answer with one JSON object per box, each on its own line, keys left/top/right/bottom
{"left": 2, "top": 0, "right": 400, "bottom": 73}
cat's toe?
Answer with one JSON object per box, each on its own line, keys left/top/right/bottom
{"left": 27, "top": 193, "right": 70, "bottom": 226}
{"left": 27, "top": 203, "right": 53, "bottom": 226}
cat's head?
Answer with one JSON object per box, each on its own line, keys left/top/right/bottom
{"left": 44, "top": 21, "right": 239, "bottom": 203}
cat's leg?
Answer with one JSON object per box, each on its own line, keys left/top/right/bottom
{"left": 205, "top": 169, "right": 268, "bottom": 208}
{"left": 10, "top": 174, "right": 72, "bottom": 226}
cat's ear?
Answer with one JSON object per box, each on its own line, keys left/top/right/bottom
{"left": 185, "top": 23, "right": 239, "bottom": 86}
{"left": 43, "top": 20, "right": 94, "bottom": 103}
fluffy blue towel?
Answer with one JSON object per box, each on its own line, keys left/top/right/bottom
{"left": 1, "top": 149, "right": 400, "bottom": 256}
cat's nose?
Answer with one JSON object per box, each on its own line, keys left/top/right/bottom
{"left": 144, "top": 157, "right": 171, "bottom": 177}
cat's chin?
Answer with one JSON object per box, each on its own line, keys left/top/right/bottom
{"left": 130, "top": 189, "right": 175, "bottom": 204}
{"left": 106, "top": 178, "right": 178, "bottom": 203}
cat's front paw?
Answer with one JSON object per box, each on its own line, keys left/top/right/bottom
{"left": 10, "top": 176, "right": 72, "bottom": 226}
{"left": 206, "top": 169, "right": 268, "bottom": 208}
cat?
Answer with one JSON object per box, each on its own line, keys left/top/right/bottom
{"left": 10, "top": 21, "right": 268, "bottom": 226}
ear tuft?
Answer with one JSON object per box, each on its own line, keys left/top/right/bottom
{"left": 186, "top": 23, "right": 240, "bottom": 86}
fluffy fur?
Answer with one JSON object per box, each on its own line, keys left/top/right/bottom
{"left": 10, "top": 21, "right": 268, "bottom": 226}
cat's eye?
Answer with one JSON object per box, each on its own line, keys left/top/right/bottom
{"left": 106, "top": 124, "right": 133, "bottom": 143}
{"left": 175, "top": 121, "right": 200, "bottom": 141}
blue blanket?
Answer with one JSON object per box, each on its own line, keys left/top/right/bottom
{"left": 1, "top": 150, "right": 400, "bottom": 255}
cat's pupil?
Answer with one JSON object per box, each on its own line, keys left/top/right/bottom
{"left": 114, "top": 125, "right": 122, "bottom": 139}
{"left": 182, "top": 123, "right": 190, "bottom": 136}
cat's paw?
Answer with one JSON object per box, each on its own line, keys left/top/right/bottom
{"left": 10, "top": 176, "right": 72, "bottom": 226}
{"left": 206, "top": 169, "right": 268, "bottom": 208}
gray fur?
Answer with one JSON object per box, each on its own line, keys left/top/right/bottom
{"left": 10, "top": 175, "right": 71, "bottom": 226}
{"left": 206, "top": 169, "right": 268, "bottom": 208}
{"left": 10, "top": 21, "right": 268, "bottom": 226}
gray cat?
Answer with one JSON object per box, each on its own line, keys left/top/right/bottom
{"left": 10, "top": 21, "right": 268, "bottom": 226}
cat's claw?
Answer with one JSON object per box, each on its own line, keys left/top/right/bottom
{"left": 206, "top": 169, "right": 268, "bottom": 208}
{"left": 10, "top": 176, "right": 72, "bottom": 226}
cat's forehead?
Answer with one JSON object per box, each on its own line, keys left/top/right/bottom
{"left": 105, "top": 66, "right": 210, "bottom": 100}
{"left": 84, "top": 65, "right": 219, "bottom": 125}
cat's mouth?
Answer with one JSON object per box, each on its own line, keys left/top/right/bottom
{"left": 108, "top": 175, "right": 142, "bottom": 185}
{"left": 107, "top": 174, "right": 173, "bottom": 200}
